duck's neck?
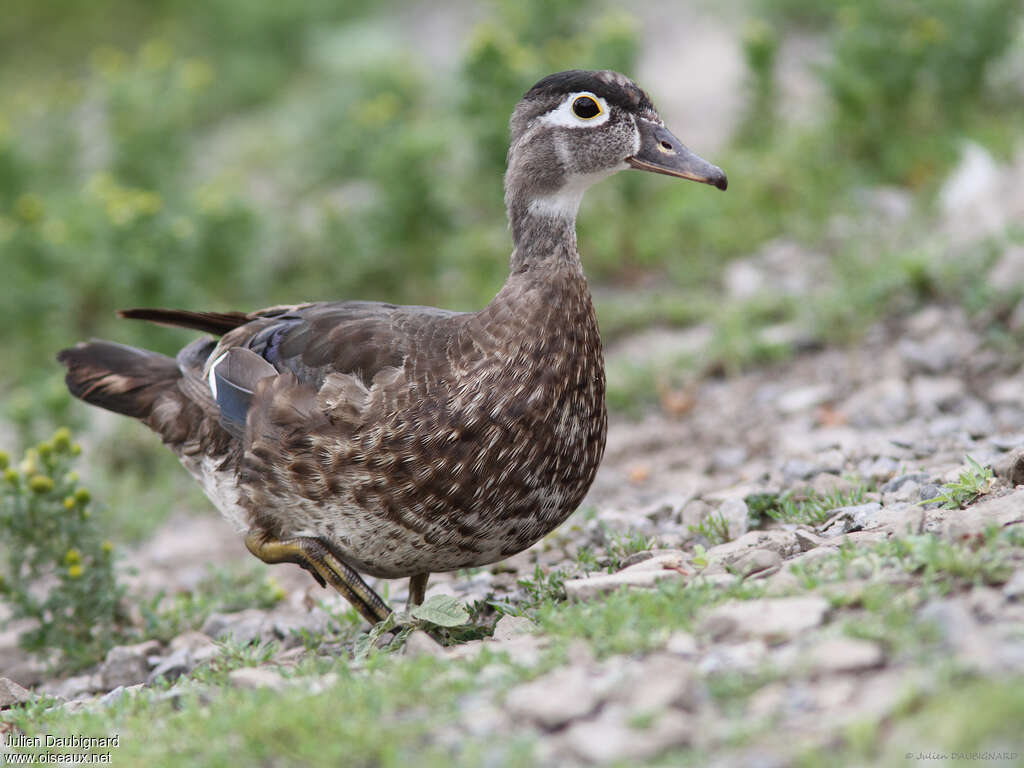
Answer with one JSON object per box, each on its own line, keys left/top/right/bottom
{"left": 505, "top": 189, "right": 583, "bottom": 276}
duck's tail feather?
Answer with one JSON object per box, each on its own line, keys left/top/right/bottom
{"left": 118, "top": 308, "right": 250, "bottom": 336}
{"left": 57, "top": 340, "right": 181, "bottom": 421}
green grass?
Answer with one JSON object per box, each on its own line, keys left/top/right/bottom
{"left": 921, "top": 455, "right": 995, "bottom": 509}
{"left": 5, "top": 527, "right": 1021, "bottom": 766}
{"left": 757, "top": 485, "right": 869, "bottom": 527}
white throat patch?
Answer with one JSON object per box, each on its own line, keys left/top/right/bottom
{"left": 528, "top": 164, "right": 626, "bottom": 219}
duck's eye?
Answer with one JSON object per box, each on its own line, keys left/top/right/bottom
{"left": 572, "top": 95, "right": 602, "bottom": 120}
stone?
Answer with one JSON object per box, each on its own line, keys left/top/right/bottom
{"left": 99, "top": 684, "right": 143, "bottom": 708}
{"left": 622, "top": 653, "right": 700, "bottom": 712}
{"left": 782, "top": 458, "right": 822, "bottom": 483}
{"left": 989, "top": 244, "right": 1024, "bottom": 291}
{"left": 993, "top": 448, "right": 1024, "bottom": 487}
{"left": 944, "top": 490, "right": 1024, "bottom": 543}
{"left": 561, "top": 706, "right": 692, "bottom": 764}
{"left": 794, "top": 529, "right": 829, "bottom": 552}
{"left": 99, "top": 640, "right": 161, "bottom": 690}
{"left": 492, "top": 615, "right": 535, "bottom": 642}
{"left": 777, "top": 385, "right": 832, "bottom": 415}
{"left": 880, "top": 473, "right": 931, "bottom": 494}
{"left": 43, "top": 674, "right": 100, "bottom": 701}
{"left": 718, "top": 497, "right": 750, "bottom": 540}
{"left": 564, "top": 553, "right": 689, "bottom": 600}
{"left": 1003, "top": 569, "right": 1024, "bottom": 600}
{"left": 911, "top": 376, "right": 966, "bottom": 413}
{"left": 819, "top": 503, "right": 883, "bottom": 537}
{"left": 842, "top": 378, "right": 910, "bottom": 427}
{"left": 806, "top": 638, "right": 884, "bottom": 675}
{"left": 701, "top": 597, "right": 830, "bottom": 645}
{"left": 505, "top": 665, "right": 606, "bottom": 729}
{"left": 704, "top": 530, "right": 800, "bottom": 567}
{"left": 733, "top": 548, "right": 783, "bottom": 579}
{"left": 201, "top": 609, "right": 269, "bottom": 645}
{"left": 227, "top": 667, "right": 286, "bottom": 692}
{"left": 0, "top": 677, "right": 31, "bottom": 708}
{"left": 665, "top": 631, "right": 698, "bottom": 657}
{"left": 147, "top": 646, "right": 193, "bottom": 686}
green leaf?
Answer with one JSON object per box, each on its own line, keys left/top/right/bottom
{"left": 410, "top": 594, "right": 470, "bottom": 627}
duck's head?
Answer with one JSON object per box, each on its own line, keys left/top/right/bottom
{"left": 505, "top": 70, "right": 726, "bottom": 225}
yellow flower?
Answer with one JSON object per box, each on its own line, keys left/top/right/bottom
{"left": 65, "top": 548, "right": 82, "bottom": 565}
{"left": 28, "top": 475, "right": 55, "bottom": 494}
{"left": 71, "top": 443, "right": 82, "bottom": 456}
{"left": 68, "top": 564, "right": 84, "bottom": 579}
{"left": 140, "top": 39, "right": 173, "bottom": 70}
{"left": 52, "top": 428, "right": 72, "bottom": 453}
{"left": 102, "top": 541, "right": 114, "bottom": 555}
{"left": 4, "top": 468, "right": 18, "bottom": 485}
{"left": 74, "top": 488, "right": 91, "bottom": 505}
{"left": 37, "top": 441, "right": 53, "bottom": 459}
{"left": 64, "top": 496, "right": 76, "bottom": 510}
{"left": 91, "top": 46, "right": 125, "bottom": 76}
{"left": 0, "top": 450, "right": 8, "bottom": 470}
{"left": 180, "top": 58, "right": 214, "bottom": 91}
{"left": 14, "top": 194, "right": 45, "bottom": 224}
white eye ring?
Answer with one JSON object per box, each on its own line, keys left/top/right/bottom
{"left": 539, "top": 92, "right": 611, "bottom": 129}
{"left": 571, "top": 94, "right": 603, "bottom": 120}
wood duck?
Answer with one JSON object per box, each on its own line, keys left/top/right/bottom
{"left": 59, "top": 70, "right": 726, "bottom": 625}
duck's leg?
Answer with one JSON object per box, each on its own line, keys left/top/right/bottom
{"left": 245, "top": 532, "right": 391, "bottom": 625}
{"left": 407, "top": 573, "right": 430, "bottom": 610}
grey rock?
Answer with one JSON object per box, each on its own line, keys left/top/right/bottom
{"left": 711, "top": 446, "right": 748, "bottom": 472}
{"left": 806, "top": 638, "right": 884, "bottom": 675}
{"left": 858, "top": 456, "right": 899, "bottom": 482}
{"left": 1003, "top": 569, "right": 1024, "bottom": 600}
{"left": 505, "top": 665, "right": 606, "bottom": 729}
{"left": 794, "top": 529, "right": 829, "bottom": 552}
{"left": 782, "top": 458, "right": 822, "bottom": 483}
{"left": 842, "top": 378, "right": 910, "bottom": 427}
{"left": 201, "top": 609, "right": 269, "bottom": 645}
{"left": 227, "top": 667, "right": 286, "bottom": 691}
{"left": 701, "top": 596, "right": 830, "bottom": 644}
{"left": 623, "top": 653, "right": 700, "bottom": 712}
{"left": 39, "top": 674, "right": 100, "bottom": 701}
{"left": 492, "top": 615, "right": 535, "bottom": 642}
{"left": 681, "top": 499, "right": 713, "bottom": 529}
{"left": 880, "top": 473, "right": 931, "bottom": 494}
{"left": 911, "top": 375, "right": 966, "bottom": 413}
{"left": 991, "top": 433, "right": 1024, "bottom": 451}
{"left": 819, "top": 503, "right": 883, "bottom": 537}
{"left": 561, "top": 706, "right": 692, "bottom": 764}
{"left": 99, "top": 640, "right": 161, "bottom": 690}
{"left": 698, "top": 640, "right": 767, "bottom": 675}
{"left": 988, "top": 244, "right": 1024, "bottom": 291}
{"left": 664, "top": 631, "right": 698, "bottom": 657}
{"left": 777, "top": 385, "right": 832, "bottom": 415}
{"left": 618, "top": 550, "right": 655, "bottom": 569}
{"left": 99, "top": 684, "right": 143, "bottom": 708}
{"left": 147, "top": 646, "right": 193, "bottom": 686}
{"left": 993, "top": 448, "right": 1024, "bottom": 486}
{"left": 564, "top": 553, "right": 688, "bottom": 601}
{"left": 733, "top": 548, "right": 782, "bottom": 579}
{"left": 705, "top": 530, "right": 800, "bottom": 566}
{"left": 717, "top": 497, "right": 750, "bottom": 540}
{"left": 0, "top": 677, "right": 31, "bottom": 708}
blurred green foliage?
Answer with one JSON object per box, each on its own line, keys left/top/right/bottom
{"left": 0, "top": 429, "right": 130, "bottom": 670}
{"left": 1, "top": 0, "right": 1022, "bottom": 444}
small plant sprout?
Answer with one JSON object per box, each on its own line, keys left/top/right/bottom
{"left": 921, "top": 455, "right": 994, "bottom": 510}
